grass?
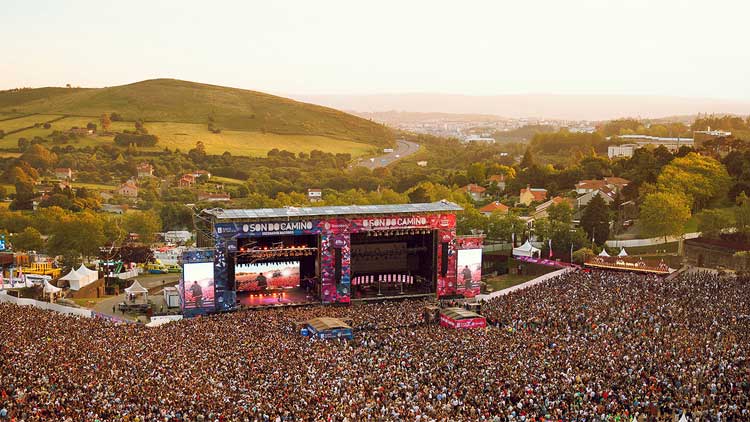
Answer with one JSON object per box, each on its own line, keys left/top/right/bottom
{"left": 484, "top": 273, "right": 537, "bottom": 292}
{"left": 145, "top": 122, "right": 376, "bottom": 157}
{"left": 0, "top": 114, "right": 63, "bottom": 133}
{"left": 625, "top": 241, "right": 679, "bottom": 255}
{"left": 0, "top": 152, "right": 20, "bottom": 158}
{"left": 210, "top": 176, "right": 246, "bottom": 185}
{"left": 0, "top": 79, "right": 393, "bottom": 147}
{"left": 0, "top": 183, "right": 15, "bottom": 193}
{"left": 71, "top": 296, "right": 114, "bottom": 308}
{"left": 71, "top": 182, "right": 117, "bottom": 190}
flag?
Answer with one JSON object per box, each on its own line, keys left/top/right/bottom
{"left": 511, "top": 232, "right": 516, "bottom": 247}
{"left": 548, "top": 239, "right": 553, "bottom": 258}
{"left": 0, "top": 270, "right": 3, "bottom": 289}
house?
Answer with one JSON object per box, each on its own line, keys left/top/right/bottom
{"left": 487, "top": 174, "right": 507, "bottom": 191}
{"left": 178, "top": 174, "right": 196, "bottom": 188}
{"left": 308, "top": 189, "right": 323, "bottom": 202}
{"left": 478, "top": 201, "right": 509, "bottom": 217}
{"left": 462, "top": 184, "right": 487, "bottom": 201}
{"left": 57, "top": 180, "right": 72, "bottom": 191}
{"left": 99, "top": 191, "right": 114, "bottom": 201}
{"left": 117, "top": 181, "right": 138, "bottom": 198}
{"left": 198, "top": 192, "right": 230, "bottom": 202}
{"left": 603, "top": 177, "right": 629, "bottom": 192}
{"left": 608, "top": 144, "right": 637, "bottom": 159}
{"left": 575, "top": 179, "right": 607, "bottom": 195}
{"left": 519, "top": 185, "right": 548, "bottom": 206}
{"left": 576, "top": 187, "right": 616, "bottom": 208}
{"left": 533, "top": 196, "right": 573, "bottom": 219}
{"left": 137, "top": 163, "right": 154, "bottom": 178}
{"left": 54, "top": 168, "right": 74, "bottom": 180}
{"left": 68, "top": 127, "right": 94, "bottom": 136}
{"left": 416, "top": 161, "right": 428, "bottom": 167}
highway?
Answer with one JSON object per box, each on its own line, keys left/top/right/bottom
{"left": 356, "top": 139, "right": 420, "bottom": 169}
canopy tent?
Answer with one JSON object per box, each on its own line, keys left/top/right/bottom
{"left": 59, "top": 268, "right": 93, "bottom": 291}
{"left": 598, "top": 249, "right": 610, "bottom": 257}
{"left": 512, "top": 240, "right": 541, "bottom": 258}
{"left": 43, "top": 280, "right": 62, "bottom": 294}
{"left": 124, "top": 280, "right": 149, "bottom": 305}
{"left": 618, "top": 247, "right": 628, "bottom": 257}
{"left": 77, "top": 264, "right": 99, "bottom": 283}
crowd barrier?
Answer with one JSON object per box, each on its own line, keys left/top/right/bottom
{"left": 475, "top": 267, "right": 574, "bottom": 302}
{"left": 605, "top": 232, "right": 699, "bottom": 248}
{"left": 0, "top": 291, "right": 93, "bottom": 318}
{"left": 115, "top": 268, "right": 140, "bottom": 280}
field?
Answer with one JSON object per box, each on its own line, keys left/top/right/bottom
{"left": 145, "top": 122, "right": 376, "bottom": 157}
{"left": 0, "top": 114, "right": 63, "bottom": 133}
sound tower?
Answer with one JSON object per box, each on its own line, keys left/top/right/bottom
{"left": 334, "top": 248, "right": 342, "bottom": 282}
{"left": 441, "top": 242, "right": 448, "bottom": 276}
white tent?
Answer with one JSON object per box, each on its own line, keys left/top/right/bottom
{"left": 125, "top": 280, "right": 148, "bottom": 294}
{"left": 124, "top": 280, "right": 149, "bottom": 305}
{"left": 598, "top": 249, "right": 610, "bottom": 257}
{"left": 59, "top": 268, "right": 90, "bottom": 291}
{"left": 618, "top": 247, "right": 628, "bottom": 257}
{"left": 512, "top": 240, "right": 541, "bottom": 258}
{"left": 43, "top": 280, "right": 62, "bottom": 294}
{"left": 77, "top": 264, "right": 99, "bottom": 283}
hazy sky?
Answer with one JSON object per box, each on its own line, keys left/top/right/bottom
{"left": 2, "top": 0, "right": 749, "bottom": 100}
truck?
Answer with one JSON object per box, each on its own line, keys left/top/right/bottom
{"left": 383, "top": 148, "right": 394, "bottom": 153}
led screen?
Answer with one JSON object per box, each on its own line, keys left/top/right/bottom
{"left": 182, "top": 262, "right": 215, "bottom": 309}
{"left": 235, "top": 261, "right": 300, "bottom": 292}
{"left": 457, "top": 249, "right": 482, "bottom": 297}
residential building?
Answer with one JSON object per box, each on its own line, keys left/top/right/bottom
{"left": 533, "top": 196, "right": 573, "bottom": 219}
{"left": 137, "top": 163, "right": 154, "bottom": 178}
{"left": 478, "top": 201, "right": 509, "bottom": 217}
{"left": 608, "top": 144, "right": 637, "bottom": 158}
{"left": 191, "top": 170, "right": 212, "bottom": 179}
{"left": 308, "top": 189, "right": 323, "bottom": 202}
{"left": 462, "top": 184, "right": 487, "bottom": 201}
{"left": 519, "top": 185, "right": 548, "bottom": 206}
{"left": 163, "top": 231, "right": 192, "bottom": 244}
{"left": 575, "top": 177, "right": 629, "bottom": 195}
{"left": 101, "top": 204, "right": 126, "bottom": 214}
{"left": 198, "top": 192, "right": 230, "bottom": 202}
{"left": 416, "top": 161, "right": 428, "bottom": 167}
{"left": 54, "top": 168, "right": 74, "bottom": 180}
{"left": 462, "top": 135, "right": 496, "bottom": 144}
{"left": 576, "top": 187, "right": 616, "bottom": 208}
{"left": 117, "top": 181, "right": 138, "bottom": 198}
{"left": 487, "top": 174, "right": 507, "bottom": 191}
{"left": 178, "top": 174, "right": 196, "bottom": 188}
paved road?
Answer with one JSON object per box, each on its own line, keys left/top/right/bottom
{"left": 356, "top": 139, "right": 420, "bottom": 169}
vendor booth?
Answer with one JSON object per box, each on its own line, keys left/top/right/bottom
{"left": 512, "top": 240, "right": 541, "bottom": 258}
{"left": 440, "top": 307, "right": 486, "bottom": 329}
{"left": 303, "top": 317, "right": 353, "bottom": 340}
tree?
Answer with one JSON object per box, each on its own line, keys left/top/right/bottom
{"left": 100, "top": 113, "right": 111, "bottom": 131}
{"left": 11, "top": 227, "right": 44, "bottom": 252}
{"left": 657, "top": 152, "right": 731, "bottom": 210}
{"left": 547, "top": 202, "right": 572, "bottom": 225}
{"left": 736, "top": 192, "right": 750, "bottom": 235}
{"left": 123, "top": 211, "right": 162, "bottom": 243}
{"left": 520, "top": 149, "right": 535, "bottom": 169}
{"left": 640, "top": 192, "right": 691, "bottom": 240}
{"left": 10, "top": 180, "right": 34, "bottom": 210}
{"left": 572, "top": 247, "right": 594, "bottom": 264}
{"left": 467, "top": 163, "right": 486, "bottom": 184}
{"left": 47, "top": 211, "right": 106, "bottom": 262}
{"left": 17, "top": 137, "right": 29, "bottom": 152}
{"left": 20, "top": 144, "right": 57, "bottom": 169}
{"left": 580, "top": 194, "right": 610, "bottom": 245}
{"left": 487, "top": 213, "right": 524, "bottom": 242}
{"left": 696, "top": 208, "right": 735, "bottom": 238}
{"left": 456, "top": 207, "right": 488, "bottom": 235}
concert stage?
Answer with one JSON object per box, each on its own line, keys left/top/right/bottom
{"left": 181, "top": 201, "right": 486, "bottom": 316}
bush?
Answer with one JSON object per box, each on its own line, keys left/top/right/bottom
{"left": 43, "top": 123, "right": 51, "bottom": 129}
{"left": 114, "top": 133, "right": 158, "bottom": 147}
{"left": 110, "top": 112, "right": 123, "bottom": 121}
{"left": 572, "top": 247, "right": 594, "bottom": 264}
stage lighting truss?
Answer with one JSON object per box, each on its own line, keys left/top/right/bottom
{"left": 236, "top": 244, "right": 317, "bottom": 261}
{"left": 365, "top": 228, "right": 433, "bottom": 237}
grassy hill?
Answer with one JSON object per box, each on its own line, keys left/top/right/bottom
{"left": 0, "top": 79, "right": 393, "bottom": 150}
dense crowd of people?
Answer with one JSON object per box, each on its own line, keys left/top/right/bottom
{"left": 1, "top": 269, "right": 749, "bottom": 421}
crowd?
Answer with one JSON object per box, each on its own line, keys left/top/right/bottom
{"left": 1, "top": 269, "right": 748, "bottom": 421}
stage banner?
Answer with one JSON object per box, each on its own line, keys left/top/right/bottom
{"left": 436, "top": 229, "right": 457, "bottom": 297}
{"left": 349, "top": 213, "right": 456, "bottom": 232}
{"left": 215, "top": 220, "right": 321, "bottom": 238}
{"left": 319, "top": 233, "right": 351, "bottom": 304}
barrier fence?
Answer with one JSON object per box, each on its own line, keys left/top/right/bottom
{"left": 0, "top": 291, "right": 92, "bottom": 318}
{"left": 475, "top": 267, "right": 574, "bottom": 302}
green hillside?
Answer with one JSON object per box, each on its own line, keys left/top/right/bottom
{"left": 0, "top": 79, "right": 393, "bottom": 147}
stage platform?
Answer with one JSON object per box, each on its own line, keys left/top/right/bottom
{"left": 237, "top": 287, "right": 316, "bottom": 308}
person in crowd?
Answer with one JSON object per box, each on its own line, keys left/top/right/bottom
{"left": 0, "top": 269, "right": 748, "bottom": 421}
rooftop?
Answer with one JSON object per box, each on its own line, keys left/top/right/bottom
{"left": 204, "top": 200, "right": 463, "bottom": 220}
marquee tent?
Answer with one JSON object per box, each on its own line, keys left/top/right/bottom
{"left": 598, "top": 249, "right": 610, "bottom": 257}
{"left": 59, "top": 268, "right": 89, "bottom": 291}
{"left": 77, "top": 264, "right": 99, "bottom": 283}
{"left": 124, "top": 280, "right": 149, "bottom": 305}
{"left": 512, "top": 240, "right": 541, "bottom": 258}
{"left": 43, "top": 280, "right": 62, "bottom": 294}
{"left": 618, "top": 248, "right": 628, "bottom": 257}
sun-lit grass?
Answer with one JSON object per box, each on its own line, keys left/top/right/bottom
{"left": 210, "top": 176, "right": 246, "bottom": 185}
{"left": 146, "top": 122, "right": 376, "bottom": 157}
{"left": 0, "top": 114, "right": 63, "bottom": 133}
{"left": 71, "top": 182, "right": 117, "bottom": 191}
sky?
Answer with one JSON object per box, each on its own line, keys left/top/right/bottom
{"left": 2, "top": 0, "right": 749, "bottom": 100}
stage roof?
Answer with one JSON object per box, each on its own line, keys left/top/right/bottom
{"left": 204, "top": 200, "right": 463, "bottom": 220}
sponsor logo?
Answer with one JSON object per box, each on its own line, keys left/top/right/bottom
{"left": 361, "top": 216, "right": 428, "bottom": 228}
{"left": 243, "top": 221, "right": 314, "bottom": 233}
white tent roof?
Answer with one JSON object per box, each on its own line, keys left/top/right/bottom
{"left": 77, "top": 264, "right": 98, "bottom": 282}
{"left": 512, "top": 240, "right": 541, "bottom": 257}
{"left": 598, "top": 249, "right": 610, "bottom": 257}
{"left": 59, "top": 268, "right": 84, "bottom": 281}
{"left": 125, "top": 280, "right": 148, "bottom": 294}
{"left": 618, "top": 248, "right": 628, "bottom": 257}
{"left": 43, "top": 280, "right": 62, "bottom": 294}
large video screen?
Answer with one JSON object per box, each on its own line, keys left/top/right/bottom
{"left": 235, "top": 261, "right": 300, "bottom": 292}
{"left": 457, "top": 249, "right": 482, "bottom": 297}
{"left": 182, "top": 262, "right": 215, "bottom": 309}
